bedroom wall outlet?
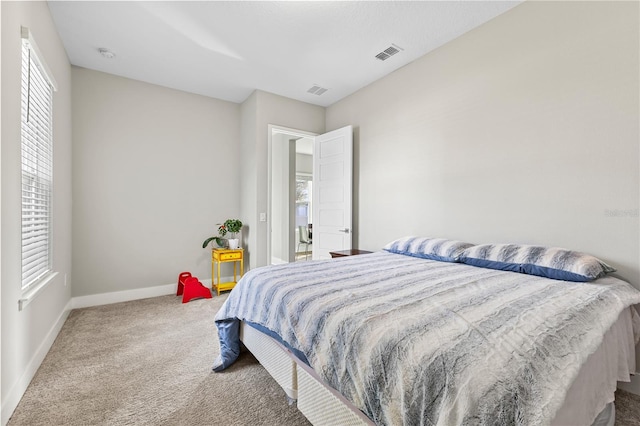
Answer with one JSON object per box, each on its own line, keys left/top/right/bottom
{"left": 260, "top": 212, "right": 266, "bottom": 222}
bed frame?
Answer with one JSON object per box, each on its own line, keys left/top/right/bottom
{"left": 239, "top": 313, "right": 627, "bottom": 426}
{"left": 240, "top": 321, "right": 374, "bottom": 425}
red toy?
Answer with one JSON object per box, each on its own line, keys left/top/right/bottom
{"left": 177, "top": 272, "right": 212, "bottom": 303}
{"left": 176, "top": 272, "right": 191, "bottom": 296}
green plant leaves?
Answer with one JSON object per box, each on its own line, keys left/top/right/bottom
{"left": 202, "top": 236, "right": 227, "bottom": 248}
{"left": 223, "top": 219, "right": 243, "bottom": 234}
{"left": 202, "top": 219, "right": 242, "bottom": 248}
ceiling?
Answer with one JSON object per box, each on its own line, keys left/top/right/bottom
{"left": 47, "top": 1, "right": 522, "bottom": 107}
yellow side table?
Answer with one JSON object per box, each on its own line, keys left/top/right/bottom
{"left": 212, "top": 248, "right": 244, "bottom": 296}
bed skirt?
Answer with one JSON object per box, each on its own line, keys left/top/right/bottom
{"left": 239, "top": 307, "right": 637, "bottom": 426}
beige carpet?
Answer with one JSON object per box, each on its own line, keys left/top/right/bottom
{"left": 8, "top": 293, "right": 640, "bottom": 425}
{"left": 9, "top": 293, "right": 310, "bottom": 426}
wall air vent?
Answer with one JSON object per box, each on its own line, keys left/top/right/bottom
{"left": 307, "top": 85, "right": 328, "bottom": 96}
{"left": 375, "top": 44, "right": 404, "bottom": 61}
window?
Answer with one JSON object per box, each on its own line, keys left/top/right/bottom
{"left": 295, "top": 175, "right": 312, "bottom": 226}
{"left": 20, "top": 28, "right": 55, "bottom": 289}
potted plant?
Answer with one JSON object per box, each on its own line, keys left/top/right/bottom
{"left": 202, "top": 219, "right": 243, "bottom": 250}
{"left": 221, "top": 219, "right": 243, "bottom": 249}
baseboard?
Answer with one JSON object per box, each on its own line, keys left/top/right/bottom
{"left": 618, "top": 375, "right": 640, "bottom": 396}
{"left": 71, "top": 283, "right": 177, "bottom": 309}
{"left": 0, "top": 277, "right": 229, "bottom": 425}
{"left": 70, "top": 278, "right": 225, "bottom": 309}
{"left": 1, "top": 299, "right": 73, "bottom": 426}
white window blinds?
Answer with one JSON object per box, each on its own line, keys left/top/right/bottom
{"left": 21, "top": 30, "right": 54, "bottom": 289}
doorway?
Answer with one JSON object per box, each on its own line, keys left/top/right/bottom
{"left": 268, "top": 125, "right": 317, "bottom": 265}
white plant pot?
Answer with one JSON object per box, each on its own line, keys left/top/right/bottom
{"left": 228, "top": 238, "right": 240, "bottom": 249}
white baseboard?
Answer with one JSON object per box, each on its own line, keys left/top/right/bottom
{"left": 1, "top": 277, "right": 230, "bottom": 425}
{"left": 71, "top": 283, "right": 176, "bottom": 309}
{"left": 618, "top": 375, "right": 640, "bottom": 395}
{"left": 71, "top": 277, "right": 224, "bottom": 309}
{"left": 1, "top": 299, "right": 73, "bottom": 426}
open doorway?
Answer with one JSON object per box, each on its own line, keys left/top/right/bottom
{"left": 268, "top": 126, "right": 317, "bottom": 265}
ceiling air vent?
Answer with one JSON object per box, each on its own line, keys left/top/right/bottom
{"left": 375, "top": 44, "right": 404, "bottom": 61}
{"left": 307, "top": 85, "right": 328, "bottom": 96}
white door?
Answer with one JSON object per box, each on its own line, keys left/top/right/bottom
{"left": 312, "top": 125, "right": 353, "bottom": 260}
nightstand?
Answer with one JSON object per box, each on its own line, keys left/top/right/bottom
{"left": 212, "top": 248, "right": 244, "bottom": 296}
{"left": 329, "top": 249, "right": 373, "bottom": 258}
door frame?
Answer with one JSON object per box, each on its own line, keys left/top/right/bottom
{"left": 267, "top": 124, "right": 318, "bottom": 265}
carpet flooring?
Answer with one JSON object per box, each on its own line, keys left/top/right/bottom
{"left": 9, "top": 293, "right": 309, "bottom": 426}
{"left": 8, "top": 293, "right": 640, "bottom": 425}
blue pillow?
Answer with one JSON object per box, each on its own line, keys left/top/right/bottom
{"left": 459, "top": 244, "right": 616, "bottom": 282}
{"left": 383, "top": 236, "right": 474, "bottom": 263}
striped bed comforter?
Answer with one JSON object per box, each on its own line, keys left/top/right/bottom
{"left": 214, "top": 251, "right": 640, "bottom": 425}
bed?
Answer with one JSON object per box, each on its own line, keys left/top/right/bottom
{"left": 213, "top": 238, "right": 640, "bottom": 425}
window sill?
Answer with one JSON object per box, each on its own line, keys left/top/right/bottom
{"left": 18, "top": 271, "right": 58, "bottom": 311}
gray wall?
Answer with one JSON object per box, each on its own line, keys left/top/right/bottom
{"left": 2, "top": 1, "right": 639, "bottom": 415}
{"left": 72, "top": 67, "right": 241, "bottom": 296}
{"left": 240, "top": 90, "right": 325, "bottom": 270}
{"left": 326, "top": 1, "right": 640, "bottom": 289}
{"left": 1, "top": 1, "right": 72, "bottom": 419}
{"left": 271, "top": 134, "right": 295, "bottom": 263}
{"left": 239, "top": 91, "right": 258, "bottom": 270}
{"left": 296, "top": 153, "right": 312, "bottom": 175}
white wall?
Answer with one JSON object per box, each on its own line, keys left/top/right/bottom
{"left": 0, "top": 2, "right": 3, "bottom": 418}
{"left": 326, "top": 1, "right": 639, "bottom": 290}
{"left": 1, "top": 1, "right": 72, "bottom": 422}
{"left": 72, "top": 67, "right": 241, "bottom": 297}
{"left": 296, "top": 153, "right": 312, "bottom": 175}
{"left": 271, "top": 141, "right": 313, "bottom": 263}
{"left": 271, "top": 134, "right": 295, "bottom": 263}
{"left": 2, "top": 1, "right": 637, "bottom": 415}
{"left": 240, "top": 90, "right": 325, "bottom": 269}
{"left": 0, "top": 3, "right": 3, "bottom": 417}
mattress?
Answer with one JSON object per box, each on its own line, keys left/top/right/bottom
{"left": 217, "top": 251, "right": 640, "bottom": 424}
{"left": 240, "top": 307, "right": 637, "bottom": 426}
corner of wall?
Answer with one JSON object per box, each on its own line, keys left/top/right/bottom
{"left": 1, "top": 2, "right": 73, "bottom": 423}
{"left": 240, "top": 91, "right": 259, "bottom": 271}
{"left": 1, "top": 299, "right": 73, "bottom": 426}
